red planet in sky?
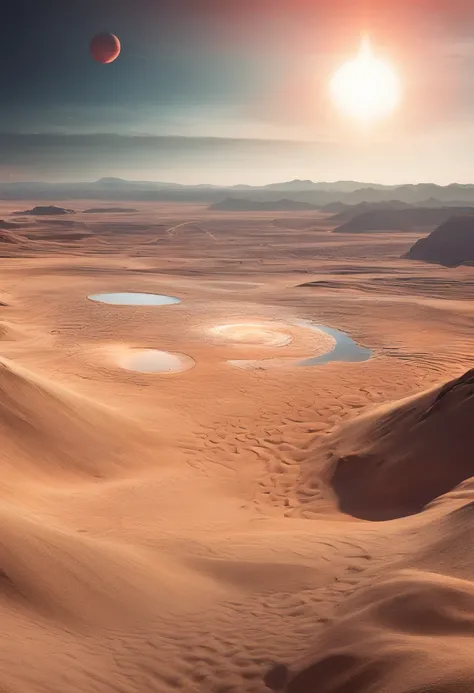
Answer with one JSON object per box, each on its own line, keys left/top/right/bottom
{"left": 90, "top": 33, "right": 121, "bottom": 64}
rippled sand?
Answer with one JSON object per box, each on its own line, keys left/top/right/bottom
{"left": 0, "top": 202, "right": 473, "bottom": 693}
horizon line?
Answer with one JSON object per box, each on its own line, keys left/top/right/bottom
{"left": 0, "top": 178, "right": 473, "bottom": 189}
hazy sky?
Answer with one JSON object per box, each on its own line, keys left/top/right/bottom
{"left": 2, "top": 0, "right": 474, "bottom": 184}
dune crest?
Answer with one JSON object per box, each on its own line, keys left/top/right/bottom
{"left": 295, "top": 369, "right": 474, "bottom": 521}
{"left": 0, "top": 357, "right": 163, "bottom": 480}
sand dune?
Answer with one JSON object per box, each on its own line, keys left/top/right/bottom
{"left": 298, "top": 369, "right": 474, "bottom": 520}
{"left": 272, "top": 497, "right": 474, "bottom": 693}
{"left": 0, "top": 202, "right": 472, "bottom": 692}
{"left": 0, "top": 357, "right": 161, "bottom": 480}
{"left": 0, "top": 504, "right": 208, "bottom": 625}
{"left": 0, "top": 220, "right": 22, "bottom": 230}
{"left": 0, "top": 230, "right": 24, "bottom": 244}
{"left": 277, "top": 567, "right": 474, "bottom": 693}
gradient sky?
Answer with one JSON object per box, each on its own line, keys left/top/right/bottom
{"left": 2, "top": 0, "right": 474, "bottom": 184}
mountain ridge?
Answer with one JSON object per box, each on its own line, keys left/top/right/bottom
{"left": 1, "top": 178, "right": 474, "bottom": 205}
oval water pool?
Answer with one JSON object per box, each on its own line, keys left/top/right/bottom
{"left": 89, "top": 292, "right": 181, "bottom": 306}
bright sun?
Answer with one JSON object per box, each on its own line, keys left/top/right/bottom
{"left": 330, "top": 36, "right": 401, "bottom": 122}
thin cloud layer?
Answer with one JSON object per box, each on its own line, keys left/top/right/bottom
{"left": 0, "top": 0, "right": 473, "bottom": 182}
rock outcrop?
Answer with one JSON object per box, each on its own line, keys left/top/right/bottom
{"left": 406, "top": 215, "right": 474, "bottom": 266}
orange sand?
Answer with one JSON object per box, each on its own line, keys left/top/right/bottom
{"left": 0, "top": 201, "right": 472, "bottom": 692}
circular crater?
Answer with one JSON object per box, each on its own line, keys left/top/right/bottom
{"left": 118, "top": 349, "right": 195, "bottom": 374}
{"left": 210, "top": 323, "right": 292, "bottom": 347}
{"left": 89, "top": 292, "right": 181, "bottom": 306}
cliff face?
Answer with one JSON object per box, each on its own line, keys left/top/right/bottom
{"left": 406, "top": 215, "right": 474, "bottom": 267}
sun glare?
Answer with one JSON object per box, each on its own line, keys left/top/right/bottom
{"left": 330, "top": 36, "right": 401, "bottom": 122}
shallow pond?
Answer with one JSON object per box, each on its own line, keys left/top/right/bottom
{"left": 89, "top": 292, "right": 181, "bottom": 306}
{"left": 296, "top": 321, "right": 372, "bottom": 366}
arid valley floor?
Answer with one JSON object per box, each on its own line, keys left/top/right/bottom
{"left": 0, "top": 202, "right": 474, "bottom": 692}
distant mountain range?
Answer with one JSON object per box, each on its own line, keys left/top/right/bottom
{"left": 328, "top": 200, "right": 413, "bottom": 222}
{"left": 209, "top": 197, "right": 318, "bottom": 211}
{"left": 1, "top": 178, "right": 474, "bottom": 206}
{"left": 82, "top": 207, "right": 138, "bottom": 214}
{"left": 332, "top": 207, "right": 474, "bottom": 234}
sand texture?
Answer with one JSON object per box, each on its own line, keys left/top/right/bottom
{"left": 0, "top": 201, "right": 472, "bottom": 692}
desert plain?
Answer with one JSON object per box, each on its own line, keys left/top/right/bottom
{"left": 0, "top": 201, "right": 473, "bottom": 692}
